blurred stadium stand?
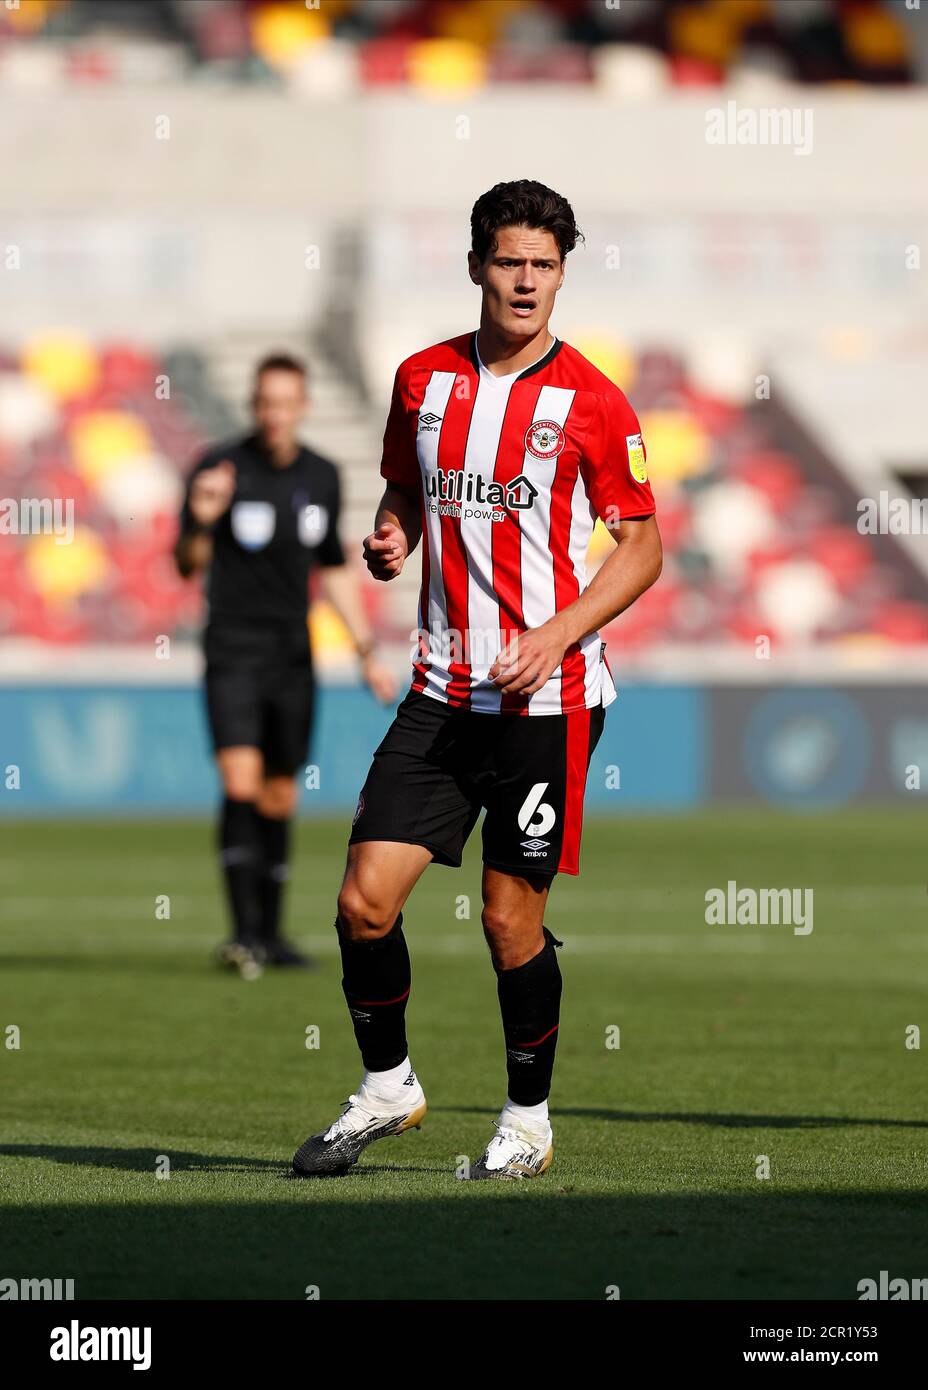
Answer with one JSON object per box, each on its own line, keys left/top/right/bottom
{"left": 1, "top": 0, "right": 925, "bottom": 89}
{"left": 1, "top": 0, "right": 926, "bottom": 676}
{"left": 2, "top": 329, "right": 926, "bottom": 660}
{"left": 0, "top": 330, "right": 391, "bottom": 656}
{"left": 1, "top": 1, "right": 926, "bottom": 816}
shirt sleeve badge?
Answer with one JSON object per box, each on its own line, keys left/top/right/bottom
{"left": 626, "top": 432, "right": 647, "bottom": 483}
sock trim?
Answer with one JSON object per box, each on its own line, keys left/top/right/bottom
{"left": 351, "top": 986, "right": 411, "bottom": 1007}
{"left": 517, "top": 1022, "right": 559, "bottom": 1048}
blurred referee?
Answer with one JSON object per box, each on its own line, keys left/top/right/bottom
{"left": 175, "top": 354, "right": 394, "bottom": 977}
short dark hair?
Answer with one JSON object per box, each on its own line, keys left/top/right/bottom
{"left": 254, "top": 352, "right": 308, "bottom": 386}
{"left": 470, "top": 180, "right": 583, "bottom": 263}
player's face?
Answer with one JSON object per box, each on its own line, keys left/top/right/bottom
{"left": 253, "top": 369, "right": 306, "bottom": 450}
{"left": 470, "top": 225, "right": 565, "bottom": 342}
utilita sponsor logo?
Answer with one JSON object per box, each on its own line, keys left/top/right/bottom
{"left": 426, "top": 469, "right": 538, "bottom": 510}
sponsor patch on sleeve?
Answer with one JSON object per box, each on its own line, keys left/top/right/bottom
{"left": 626, "top": 433, "right": 647, "bottom": 483}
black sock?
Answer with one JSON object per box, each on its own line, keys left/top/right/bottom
{"left": 219, "top": 796, "right": 262, "bottom": 945}
{"left": 256, "top": 812, "right": 290, "bottom": 944}
{"left": 496, "top": 926, "right": 563, "bottom": 1107}
{"left": 337, "top": 913, "right": 410, "bottom": 1072}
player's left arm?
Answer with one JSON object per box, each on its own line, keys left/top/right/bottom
{"left": 490, "top": 517, "right": 662, "bottom": 695}
{"left": 550, "top": 511, "right": 662, "bottom": 640}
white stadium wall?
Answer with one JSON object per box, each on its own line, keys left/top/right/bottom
{"left": 2, "top": 88, "right": 926, "bottom": 384}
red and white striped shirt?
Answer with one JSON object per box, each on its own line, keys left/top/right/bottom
{"left": 381, "top": 331, "right": 656, "bottom": 716}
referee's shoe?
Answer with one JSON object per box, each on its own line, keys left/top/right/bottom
{"left": 263, "top": 937, "right": 314, "bottom": 969}
{"left": 216, "top": 937, "right": 265, "bottom": 981}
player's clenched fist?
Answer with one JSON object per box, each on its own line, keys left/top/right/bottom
{"left": 363, "top": 522, "right": 407, "bottom": 581}
{"left": 189, "top": 460, "right": 236, "bottom": 528}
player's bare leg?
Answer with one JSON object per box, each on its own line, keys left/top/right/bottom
{"left": 215, "top": 745, "right": 266, "bottom": 979}
{"left": 292, "top": 840, "right": 433, "bottom": 1175}
{"left": 468, "top": 866, "right": 559, "bottom": 1180}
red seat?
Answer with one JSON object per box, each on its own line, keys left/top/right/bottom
{"left": 874, "top": 602, "right": 928, "bottom": 644}
{"left": 359, "top": 37, "right": 414, "bottom": 85}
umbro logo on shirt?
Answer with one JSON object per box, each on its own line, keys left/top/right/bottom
{"left": 418, "top": 412, "right": 442, "bottom": 431}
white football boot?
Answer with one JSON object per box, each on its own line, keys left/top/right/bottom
{"left": 292, "top": 1068, "right": 427, "bottom": 1176}
{"left": 468, "top": 1106, "right": 554, "bottom": 1181}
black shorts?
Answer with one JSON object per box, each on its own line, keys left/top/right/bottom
{"left": 203, "top": 624, "right": 314, "bottom": 776}
{"left": 349, "top": 689, "right": 606, "bottom": 878}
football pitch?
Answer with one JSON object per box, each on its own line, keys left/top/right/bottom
{"left": 2, "top": 809, "right": 926, "bottom": 1301}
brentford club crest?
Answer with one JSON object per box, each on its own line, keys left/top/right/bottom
{"left": 524, "top": 419, "right": 565, "bottom": 460}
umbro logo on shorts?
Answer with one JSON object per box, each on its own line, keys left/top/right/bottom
{"left": 521, "top": 839, "right": 549, "bottom": 852}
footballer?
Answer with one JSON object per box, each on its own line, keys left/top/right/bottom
{"left": 292, "top": 181, "right": 661, "bottom": 1178}
{"left": 175, "top": 354, "right": 394, "bottom": 978}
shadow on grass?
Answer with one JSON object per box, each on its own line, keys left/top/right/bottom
{"left": 0, "top": 1144, "right": 453, "bottom": 1179}
{"left": 428, "top": 1106, "right": 928, "bottom": 1130}
{"left": 2, "top": 1187, "right": 928, "bottom": 1300}
{"left": 0, "top": 1144, "right": 279, "bottom": 1174}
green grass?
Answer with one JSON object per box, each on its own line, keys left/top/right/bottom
{"left": 1, "top": 809, "right": 926, "bottom": 1300}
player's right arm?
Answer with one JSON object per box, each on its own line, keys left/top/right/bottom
{"left": 174, "top": 459, "right": 236, "bottom": 578}
{"left": 363, "top": 361, "right": 422, "bottom": 582}
{"left": 363, "top": 484, "right": 421, "bottom": 581}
